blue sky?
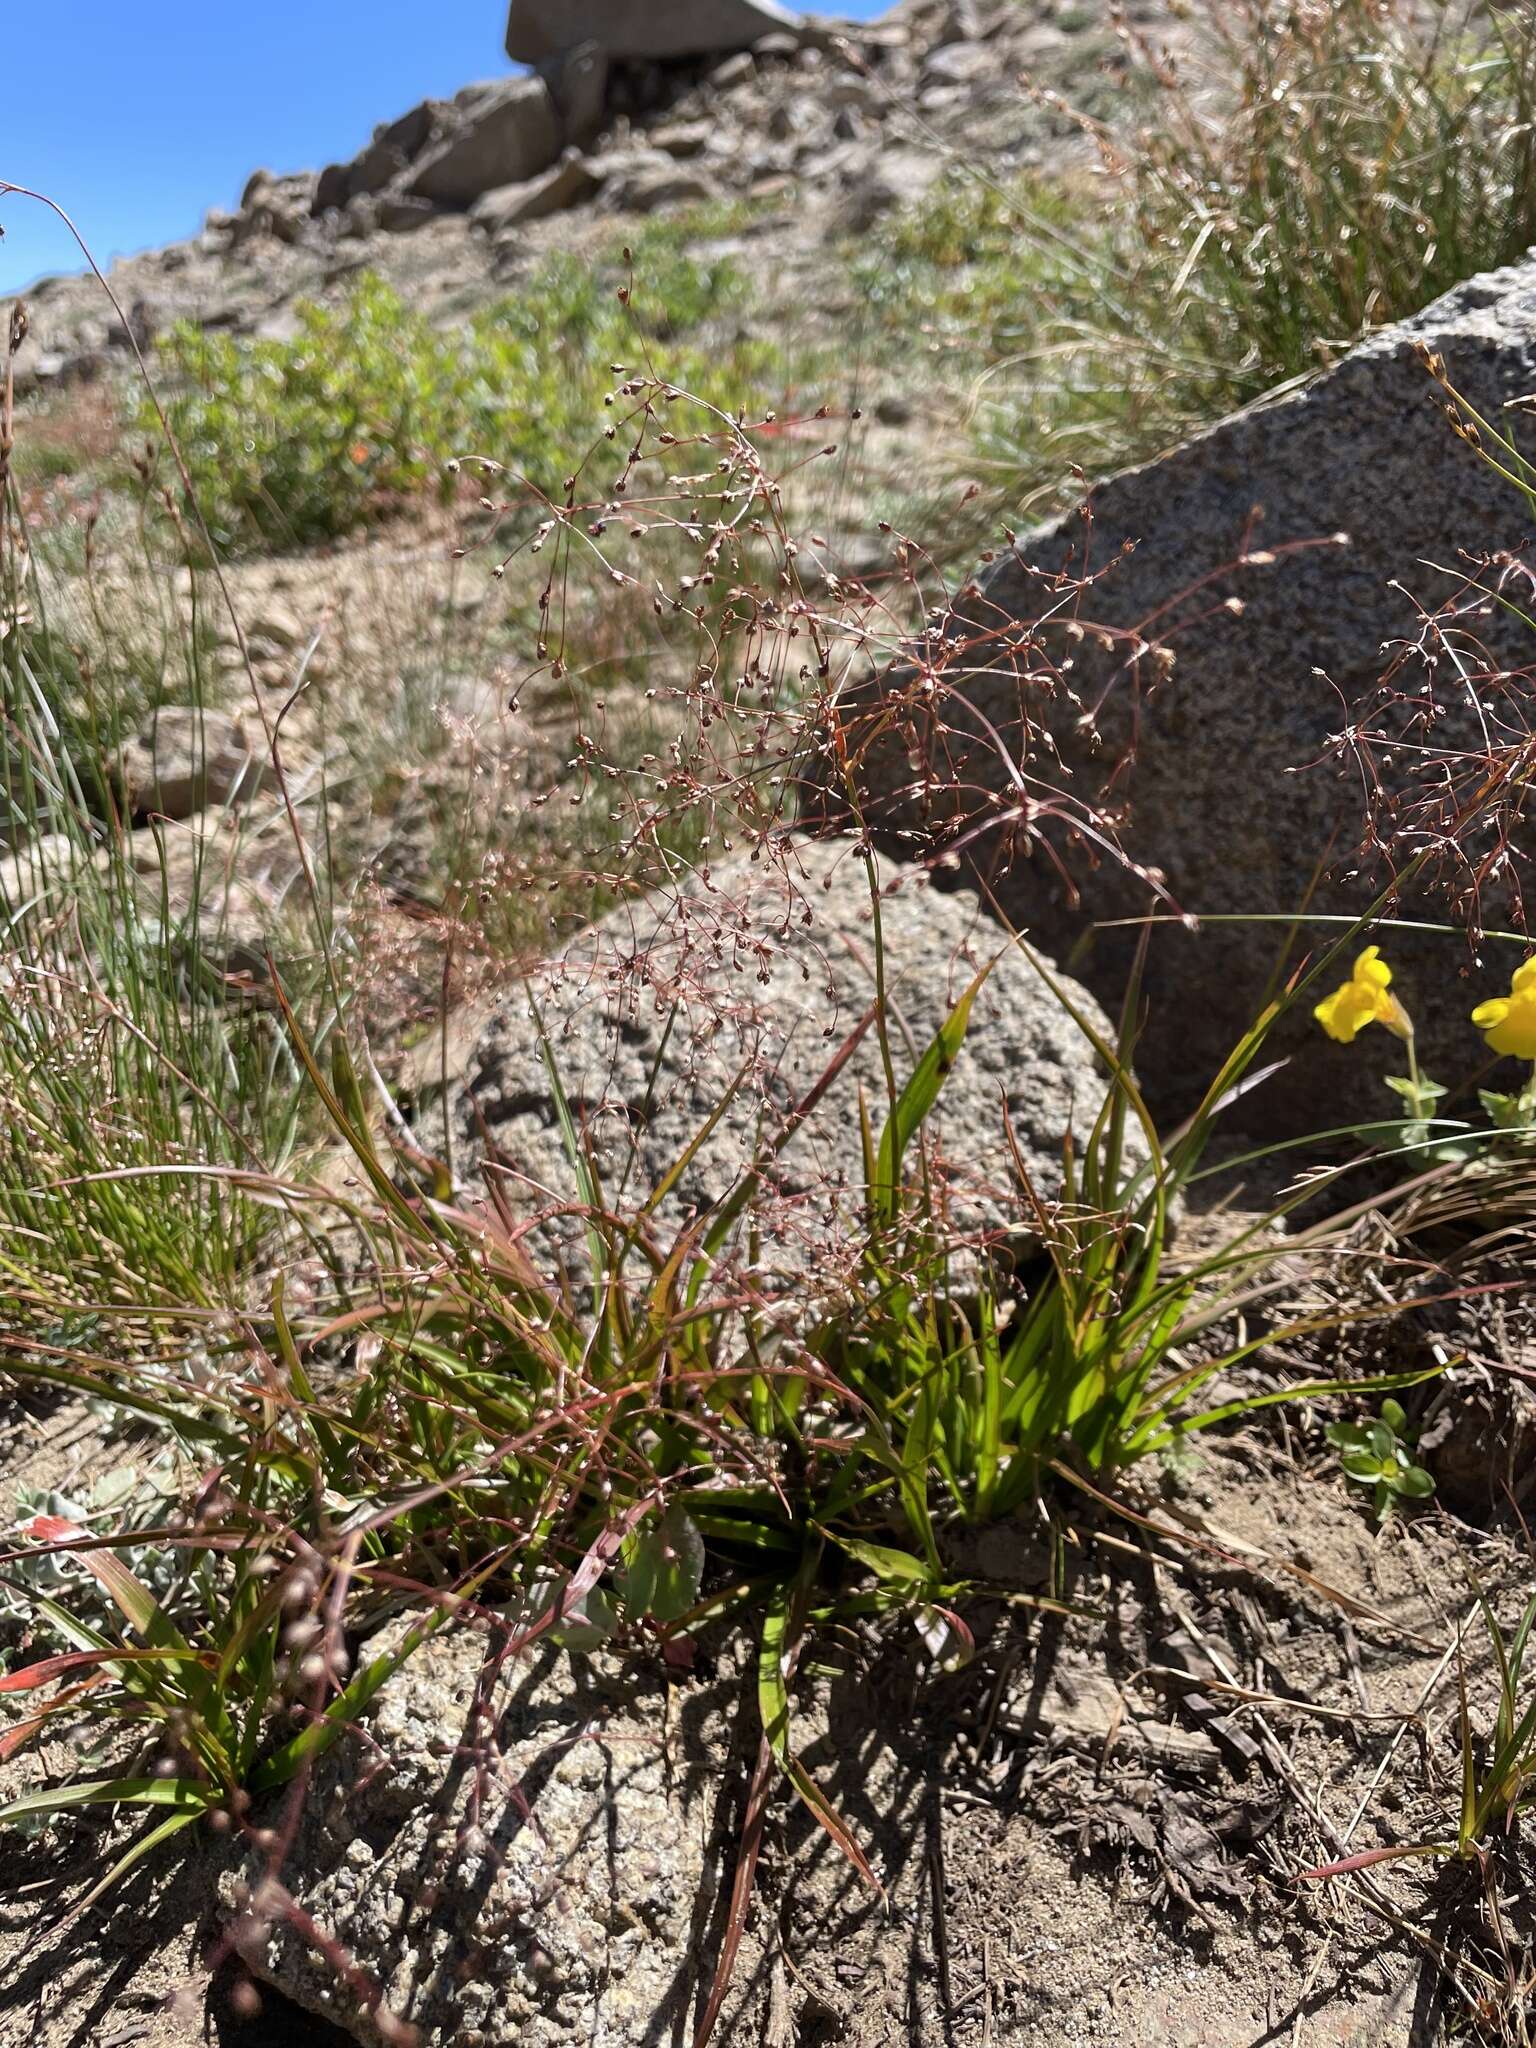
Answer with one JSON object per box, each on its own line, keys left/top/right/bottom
{"left": 1, "top": 3, "right": 894, "bottom": 294}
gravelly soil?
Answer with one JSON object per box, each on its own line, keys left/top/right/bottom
{"left": 2, "top": 1415, "right": 1528, "bottom": 2048}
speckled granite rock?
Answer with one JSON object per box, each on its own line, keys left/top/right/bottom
{"left": 816, "top": 257, "right": 1536, "bottom": 1124}
{"left": 237, "top": 1622, "right": 733, "bottom": 2048}
{"left": 442, "top": 835, "right": 1132, "bottom": 1287}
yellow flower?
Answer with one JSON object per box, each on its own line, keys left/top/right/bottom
{"left": 1314, "top": 946, "right": 1411, "bottom": 1045}
{"left": 1471, "top": 958, "right": 1536, "bottom": 1061}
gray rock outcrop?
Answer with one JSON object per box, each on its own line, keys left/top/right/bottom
{"left": 814, "top": 257, "right": 1536, "bottom": 1124}
{"left": 406, "top": 79, "right": 564, "bottom": 208}
{"left": 118, "top": 707, "right": 267, "bottom": 821}
{"left": 541, "top": 41, "right": 609, "bottom": 148}
{"left": 315, "top": 102, "right": 445, "bottom": 212}
{"left": 439, "top": 836, "right": 1129, "bottom": 1288}
{"left": 311, "top": 78, "right": 566, "bottom": 221}
{"left": 237, "top": 1622, "right": 727, "bottom": 2048}
{"left": 229, "top": 170, "right": 318, "bottom": 247}
{"left": 505, "top": 0, "right": 805, "bottom": 64}
{"left": 469, "top": 154, "right": 602, "bottom": 233}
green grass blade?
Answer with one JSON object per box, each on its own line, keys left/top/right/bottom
{"left": 0, "top": 1776, "right": 211, "bottom": 1825}
{"left": 871, "top": 962, "right": 990, "bottom": 1228}
{"left": 65, "top": 1806, "right": 205, "bottom": 1921}
{"left": 816, "top": 1526, "right": 933, "bottom": 1589}
{"left": 1131, "top": 1366, "right": 1444, "bottom": 1456}
{"left": 757, "top": 1568, "right": 881, "bottom": 1894}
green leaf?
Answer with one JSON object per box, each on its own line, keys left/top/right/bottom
{"left": 782, "top": 1754, "right": 881, "bottom": 1891}
{"left": 619, "top": 1504, "right": 706, "bottom": 1625}
{"left": 249, "top": 1602, "right": 444, "bottom": 1795}
{"left": 1137, "top": 1366, "right": 1444, "bottom": 1456}
{"left": 635, "top": 1059, "right": 752, "bottom": 1229}
{"left": 817, "top": 1527, "right": 933, "bottom": 1589}
{"left": 870, "top": 964, "right": 990, "bottom": 1228}
{"left": 0, "top": 1776, "right": 212, "bottom": 1826}
{"left": 973, "top": 1289, "right": 1004, "bottom": 1523}
{"left": 329, "top": 1035, "right": 377, "bottom": 1154}
{"left": 1458, "top": 1656, "right": 1479, "bottom": 1850}
{"left": 758, "top": 1580, "right": 795, "bottom": 1767}
{"left": 1396, "top": 1465, "right": 1435, "bottom": 1499}
{"left": 65, "top": 1806, "right": 204, "bottom": 1920}
{"left": 1480, "top": 1089, "right": 1523, "bottom": 1128}
{"left": 25, "top": 1517, "right": 190, "bottom": 1654}
{"left": 683, "top": 1510, "right": 800, "bottom": 1556}
{"left": 1, "top": 1583, "right": 114, "bottom": 1663}
{"left": 1504, "top": 1595, "right": 1536, "bottom": 1707}
{"left": 757, "top": 1571, "right": 880, "bottom": 1895}
{"left": 551, "top": 1586, "right": 619, "bottom": 1654}
{"left": 1384, "top": 1073, "right": 1447, "bottom": 1104}
{"left": 1342, "top": 1449, "right": 1389, "bottom": 1482}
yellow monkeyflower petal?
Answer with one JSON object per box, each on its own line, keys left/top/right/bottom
{"left": 1314, "top": 992, "right": 1359, "bottom": 1042}
{"left": 1315, "top": 986, "right": 1361, "bottom": 1043}
{"left": 1353, "top": 946, "right": 1392, "bottom": 991}
{"left": 1315, "top": 946, "right": 1403, "bottom": 1045}
{"left": 1473, "top": 959, "right": 1536, "bottom": 1060}
{"left": 1485, "top": 1011, "right": 1536, "bottom": 1059}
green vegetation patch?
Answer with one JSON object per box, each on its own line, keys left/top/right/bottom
{"left": 143, "top": 237, "right": 779, "bottom": 554}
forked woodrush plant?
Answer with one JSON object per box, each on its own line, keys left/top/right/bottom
{"left": 1327, "top": 346, "right": 1536, "bottom": 947}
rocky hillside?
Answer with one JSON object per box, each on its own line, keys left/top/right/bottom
{"left": 14, "top": 0, "right": 1168, "bottom": 390}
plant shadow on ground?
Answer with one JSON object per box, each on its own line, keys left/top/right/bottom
{"left": 0, "top": 1822, "right": 357, "bottom": 2048}
{"left": 8, "top": 1430, "right": 1521, "bottom": 2048}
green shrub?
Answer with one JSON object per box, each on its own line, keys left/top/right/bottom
{"left": 146, "top": 277, "right": 470, "bottom": 550}
{"left": 144, "top": 242, "right": 770, "bottom": 553}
